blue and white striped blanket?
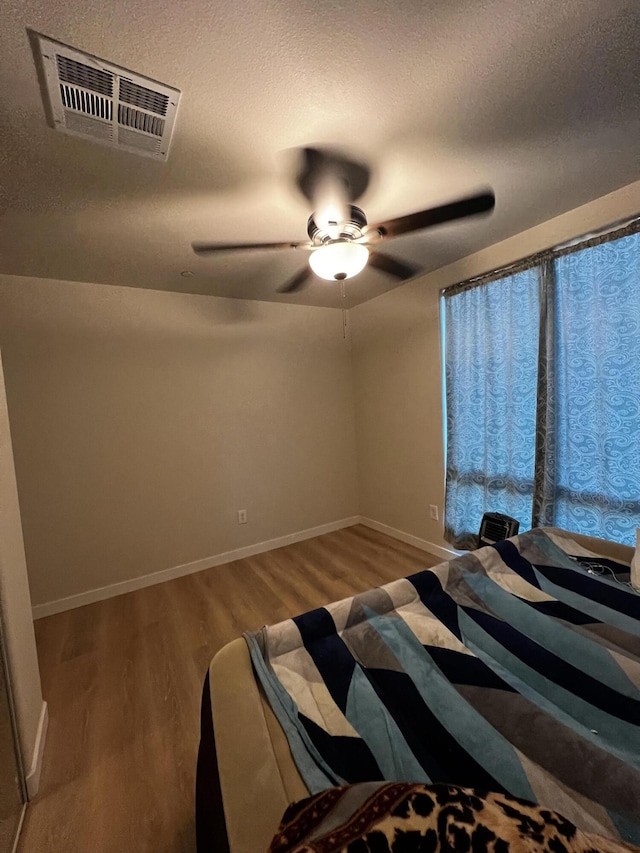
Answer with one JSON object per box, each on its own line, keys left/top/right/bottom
{"left": 245, "top": 528, "right": 640, "bottom": 844}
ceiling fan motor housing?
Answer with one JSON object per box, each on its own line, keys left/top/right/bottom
{"left": 306, "top": 205, "right": 368, "bottom": 244}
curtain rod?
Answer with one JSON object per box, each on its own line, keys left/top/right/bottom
{"left": 441, "top": 213, "right": 640, "bottom": 298}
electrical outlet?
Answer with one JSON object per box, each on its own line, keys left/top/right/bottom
{"left": 429, "top": 505, "right": 439, "bottom": 521}
{"left": 237, "top": 509, "right": 247, "bottom": 524}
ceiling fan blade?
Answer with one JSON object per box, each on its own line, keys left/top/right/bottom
{"left": 276, "top": 266, "right": 313, "bottom": 294}
{"left": 368, "top": 251, "right": 421, "bottom": 281}
{"left": 192, "top": 240, "right": 310, "bottom": 256}
{"left": 295, "top": 146, "right": 371, "bottom": 204}
{"left": 368, "top": 191, "right": 495, "bottom": 240}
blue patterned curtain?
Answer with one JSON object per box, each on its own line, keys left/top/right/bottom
{"left": 443, "top": 269, "right": 540, "bottom": 549}
{"left": 444, "top": 228, "right": 640, "bottom": 549}
{"left": 547, "top": 233, "right": 640, "bottom": 545}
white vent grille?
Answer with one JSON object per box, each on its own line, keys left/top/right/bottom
{"left": 36, "top": 34, "right": 180, "bottom": 161}
{"left": 119, "top": 78, "right": 169, "bottom": 116}
{"left": 117, "top": 127, "right": 163, "bottom": 154}
{"left": 118, "top": 104, "right": 165, "bottom": 136}
{"left": 60, "top": 84, "right": 113, "bottom": 120}
{"left": 64, "top": 111, "right": 114, "bottom": 141}
{"left": 57, "top": 55, "right": 114, "bottom": 96}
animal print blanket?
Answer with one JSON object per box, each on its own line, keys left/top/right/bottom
{"left": 269, "top": 784, "right": 639, "bottom": 853}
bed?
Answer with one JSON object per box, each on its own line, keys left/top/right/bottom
{"left": 196, "top": 527, "right": 639, "bottom": 852}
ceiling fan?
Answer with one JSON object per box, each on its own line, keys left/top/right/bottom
{"left": 192, "top": 148, "right": 495, "bottom": 294}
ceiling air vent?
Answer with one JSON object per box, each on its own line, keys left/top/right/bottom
{"left": 35, "top": 34, "right": 180, "bottom": 161}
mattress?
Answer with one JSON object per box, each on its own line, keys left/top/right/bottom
{"left": 197, "top": 528, "right": 637, "bottom": 853}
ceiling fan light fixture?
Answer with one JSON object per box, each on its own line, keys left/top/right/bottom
{"left": 309, "top": 241, "right": 369, "bottom": 281}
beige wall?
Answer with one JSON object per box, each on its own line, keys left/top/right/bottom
{"left": 351, "top": 179, "right": 640, "bottom": 552}
{"left": 0, "top": 352, "right": 43, "bottom": 777}
{"left": 0, "top": 277, "right": 358, "bottom": 608}
{"left": 2, "top": 178, "right": 640, "bottom": 611}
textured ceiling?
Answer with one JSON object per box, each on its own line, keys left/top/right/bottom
{"left": 1, "top": 0, "right": 639, "bottom": 308}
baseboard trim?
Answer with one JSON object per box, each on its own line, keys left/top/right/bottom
{"left": 32, "top": 515, "right": 462, "bottom": 620}
{"left": 359, "top": 517, "right": 463, "bottom": 562}
{"left": 32, "top": 517, "right": 361, "bottom": 619}
{"left": 11, "top": 805, "right": 26, "bottom": 853}
{"left": 25, "top": 701, "right": 47, "bottom": 799}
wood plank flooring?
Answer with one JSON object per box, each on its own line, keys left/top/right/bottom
{"left": 19, "top": 524, "right": 440, "bottom": 853}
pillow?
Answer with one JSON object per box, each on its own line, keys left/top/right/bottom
{"left": 268, "top": 783, "right": 637, "bottom": 853}
{"left": 632, "top": 528, "right": 640, "bottom": 592}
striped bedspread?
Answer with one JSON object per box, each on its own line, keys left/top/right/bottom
{"left": 244, "top": 528, "right": 640, "bottom": 845}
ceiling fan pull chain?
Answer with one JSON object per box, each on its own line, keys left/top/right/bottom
{"left": 342, "top": 279, "right": 347, "bottom": 339}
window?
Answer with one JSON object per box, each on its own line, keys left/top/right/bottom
{"left": 443, "top": 224, "right": 640, "bottom": 549}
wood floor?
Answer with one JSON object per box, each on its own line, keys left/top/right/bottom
{"left": 18, "top": 524, "right": 440, "bottom": 853}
